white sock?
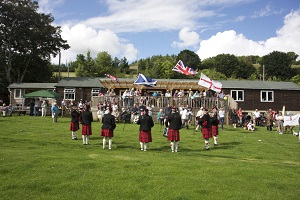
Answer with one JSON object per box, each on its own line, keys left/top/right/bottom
{"left": 103, "top": 138, "right": 106, "bottom": 149}
{"left": 86, "top": 136, "right": 89, "bottom": 144}
{"left": 205, "top": 139, "right": 210, "bottom": 149}
{"left": 82, "top": 135, "right": 86, "bottom": 144}
{"left": 140, "top": 142, "right": 144, "bottom": 150}
{"left": 171, "top": 141, "right": 174, "bottom": 152}
{"left": 108, "top": 138, "right": 112, "bottom": 149}
{"left": 213, "top": 136, "right": 218, "bottom": 145}
{"left": 144, "top": 143, "right": 147, "bottom": 151}
{"left": 72, "top": 131, "right": 76, "bottom": 139}
{"left": 175, "top": 141, "right": 179, "bottom": 152}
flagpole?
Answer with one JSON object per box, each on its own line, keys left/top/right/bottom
{"left": 136, "top": 50, "right": 139, "bottom": 75}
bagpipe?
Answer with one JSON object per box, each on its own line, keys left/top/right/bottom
{"left": 162, "top": 127, "right": 168, "bottom": 137}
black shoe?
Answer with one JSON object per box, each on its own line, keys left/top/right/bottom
{"left": 214, "top": 143, "right": 218, "bottom": 146}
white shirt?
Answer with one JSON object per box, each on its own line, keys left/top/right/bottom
{"left": 219, "top": 110, "right": 225, "bottom": 118}
{"left": 253, "top": 111, "right": 260, "bottom": 118}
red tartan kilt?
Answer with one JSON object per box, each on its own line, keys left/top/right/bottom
{"left": 202, "top": 128, "right": 212, "bottom": 139}
{"left": 82, "top": 125, "right": 92, "bottom": 135}
{"left": 101, "top": 129, "right": 114, "bottom": 137}
{"left": 212, "top": 125, "right": 218, "bottom": 136}
{"left": 70, "top": 122, "right": 79, "bottom": 131}
{"left": 168, "top": 129, "right": 180, "bottom": 141}
{"left": 139, "top": 130, "right": 152, "bottom": 143}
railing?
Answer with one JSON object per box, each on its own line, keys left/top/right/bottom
{"left": 91, "top": 95, "right": 228, "bottom": 110}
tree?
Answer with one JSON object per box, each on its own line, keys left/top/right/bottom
{"left": 94, "top": 51, "right": 112, "bottom": 76}
{"left": 118, "top": 57, "right": 129, "bottom": 74}
{"left": 214, "top": 54, "right": 240, "bottom": 78}
{"left": 75, "top": 51, "right": 95, "bottom": 77}
{"left": 201, "top": 69, "right": 227, "bottom": 80}
{"left": 0, "top": 0, "right": 69, "bottom": 84}
{"left": 177, "top": 49, "right": 202, "bottom": 70}
{"left": 287, "top": 52, "right": 298, "bottom": 64}
{"left": 259, "top": 51, "right": 296, "bottom": 80}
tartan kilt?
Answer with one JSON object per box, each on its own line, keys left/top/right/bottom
{"left": 202, "top": 128, "right": 212, "bottom": 139}
{"left": 168, "top": 129, "right": 180, "bottom": 141}
{"left": 139, "top": 130, "right": 152, "bottom": 143}
{"left": 101, "top": 129, "right": 114, "bottom": 137}
{"left": 212, "top": 125, "right": 218, "bottom": 136}
{"left": 70, "top": 122, "right": 79, "bottom": 131}
{"left": 82, "top": 125, "right": 92, "bottom": 135}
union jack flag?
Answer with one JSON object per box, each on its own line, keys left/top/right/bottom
{"left": 105, "top": 74, "right": 119, "bottom": 83}
{"left": 172, "top": 60, "right": 198, "bottom": 76}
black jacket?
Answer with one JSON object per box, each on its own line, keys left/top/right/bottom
{"left": 211, "top": 113, "right": 219, "bottom": 126}
{"left": 137, "top": 114, "right": 154, "bottom": 131}
{"left": 199, "top": 113, "right": 212, "bottom": 128}
{"left": 165, "top": 112, "right": 182, "bottom": 130}
{"left": 71, "top": 109, "right": 80, "bottom": 123}
{"left": 81, "top": 110, "right": 93, "bottom": 126}
{"left": 102, "top": 113, "right": 116, "bottom": 130}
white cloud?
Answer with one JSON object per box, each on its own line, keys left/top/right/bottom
{"left": 197, "top": 9, "right": 300, "bottom": 60}
{"left": 51, "top": 24, "right": 138, "bottom": 64}
{"left": 251, "top": 3, "right": 283, "bottom": 18}
{"left": 172, "top": 27, "right": 200, "bottom": 48}
{"left": 72, "top": 0, "right": 254, "bottom": 33}
{"left": 46, "top": 0, "right": 257, "bottom": 64}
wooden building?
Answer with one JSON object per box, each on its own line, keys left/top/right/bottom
{"left": 7, "top": 77, "right": 300, "bottom": 113}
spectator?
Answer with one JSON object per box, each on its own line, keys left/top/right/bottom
{"left": 252, "top": 109, "right": 261, "bottom": 126}
{"left": 157, "top": 109, "right": 165, "bottom": 126}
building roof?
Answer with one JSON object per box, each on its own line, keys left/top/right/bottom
{"left": 55, "top": 77, "right": 103, "bottom": 88}
{"left": 221, "top": 80, "right": 300, "bottom": 90}
{"left": 100, "top": 78, "right": 300, "bottom": 91}
{"left": 7, "top": 83, "right": 56, "bottom": 89}
{"left": 7, "top": 78, "right": 300, "bottom": 91}
{"left": 99, "top": 78, "right": 206, "bottom": 90}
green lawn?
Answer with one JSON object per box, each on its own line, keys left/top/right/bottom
{"left": 0, "top": 116, "right": 299, "bottom": 200}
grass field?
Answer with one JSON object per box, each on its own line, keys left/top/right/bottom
{"left": 0, "top": 115, "right": 299, "bottom": 200}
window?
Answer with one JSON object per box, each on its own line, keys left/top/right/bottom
{"left": 14, "top": 89, "right": 23, "bottom": 99}
{"left": 64, "top": 88, "right": 75, "bottom": 100}
{"left": 91, "top": 88, "right": 100, "bottom": 96}
{"left": 231, "top": 90, "right": 244, "bottom": 101}
{"left": 261, "top": 91, "right": 274, "bottom": 102}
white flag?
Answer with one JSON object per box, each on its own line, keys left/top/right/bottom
{"left": 198, "top": 73, "right": 222, "bottom": 93}
{"left": 283, "top": 114, "right": 300, "bottom": 127}
{"left": 212, "top": 80, "right": 222, "bottom": 93}
{"left": 198, "top": 73, "right": 213, "bottom": 89}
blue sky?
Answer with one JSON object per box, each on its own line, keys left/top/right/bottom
{"left": 36, "top": 0, "right": 300, "bottom": 64}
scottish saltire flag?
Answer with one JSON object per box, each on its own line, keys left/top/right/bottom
{"left": 105, "top": 74, "right": 119, "bottom": 83}
{"left": 172, "top": 60, "right": 198, "bottom": 76}
{"left": 134, "top": 74, "right": 157, "bottom": 87}
{"left": 198, "top": 73, "right": 222, "bottom": 93}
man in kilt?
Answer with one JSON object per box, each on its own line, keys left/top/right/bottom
{"left": 101, "top": 107, "right": 116, "bottom": 150}
{"left": 136, "top": 109, "right": 154, "bottom": 151}
{"left": 199, "top": 108, "right": 212, "bottom": 150}
{"left": 211, "top": 107, "right": 219, "bottom": 146}
{"left": 80, "top": 104, "right": 93, "bottom": 145}
{"left": 70, "top": 103, "right": 80, "bottom": 140}
{"left": 165, "top": 107, "right": 182, "bottom": 152}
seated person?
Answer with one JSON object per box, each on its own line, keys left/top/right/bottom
{"left": 246, "top": 120, "right": 255, "bottom": 131}
{"left": 121, "top": 107, "right": 131, "bottom": 123}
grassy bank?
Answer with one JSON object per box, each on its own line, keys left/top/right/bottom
{"left": 0, "top": 116, "right": 299, "bottom": 200}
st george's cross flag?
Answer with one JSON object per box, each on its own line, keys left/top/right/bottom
{"left": 105, "top": 74, "right": 119, "bottom": 83}
{"left": 172, "top": 60, "right": 198, "bottom": 76}
{"left": 134, "top": 74, "right": 157, "bottom": 87}
{"left": 198, "top": 73, "right": 222, "bottom": 93}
